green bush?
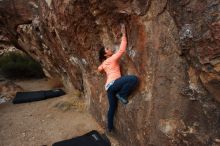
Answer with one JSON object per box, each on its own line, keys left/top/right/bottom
{"left": 0, "top": 52, "right": 45, "bottom": 79}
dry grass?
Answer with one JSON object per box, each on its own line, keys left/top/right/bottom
{"left": 53, "top": 89, "right": 86, "bottom": 112}
{"left": 0, "top": 81, "right": 23, "bottom": 99}
{"left": 53, "top": 98, "right": 86, "bottom": 112}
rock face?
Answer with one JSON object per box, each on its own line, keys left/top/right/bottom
{"left": 1, "top": 0, "right": 220, "bottom": 145}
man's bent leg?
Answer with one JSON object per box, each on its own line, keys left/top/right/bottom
{"left": 116, "top": 75, "right": 138, "bottom": 102}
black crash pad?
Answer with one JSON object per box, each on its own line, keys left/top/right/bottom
{"left": 13, "top": 89, "right": 65, "bottom": 104}
{"left": 52, "top": 130, "right": 111, "bottom": 146}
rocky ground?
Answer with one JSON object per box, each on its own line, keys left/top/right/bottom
{"left": 0, "top": 79, "right": 119, "bottom": 146}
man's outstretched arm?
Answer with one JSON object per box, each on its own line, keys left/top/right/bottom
{"left": 109, "top": 24, "right": 127, "bottom": 61}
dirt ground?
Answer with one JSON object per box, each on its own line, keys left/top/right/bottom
{"left": 0, "top": 79, "right": 119, "bottom": 146}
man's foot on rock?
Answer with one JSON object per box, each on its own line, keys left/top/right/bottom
{"left": 116, "top": 94, "right": 128, "bottom": 104}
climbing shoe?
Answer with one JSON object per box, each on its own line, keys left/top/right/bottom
{"left": 116, "top": 94, "right": 128, "bottom": 104}
{"left": 107, "top": 127, "right": 113, "bottom": 133}
{"left": 105, "top": 127, "right": 115, "bottom": 137}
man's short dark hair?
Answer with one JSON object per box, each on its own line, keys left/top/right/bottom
{"left": 99, "top": 47, "right": 106, "bottom": 62}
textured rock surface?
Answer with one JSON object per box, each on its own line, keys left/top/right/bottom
{"left": 0, "top": 0, "right": 220, "bottom": 145}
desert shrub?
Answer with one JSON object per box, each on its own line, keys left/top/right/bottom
{"left": 0, "top": 52, "right": 45, "bottom": 79}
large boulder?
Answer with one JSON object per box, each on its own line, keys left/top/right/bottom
{"left": 0, "top": 0, "right": 220, "bottom": 145}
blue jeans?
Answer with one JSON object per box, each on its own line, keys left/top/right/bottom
{"left": 107, "top": 75, "right": 138, "bottom": 130}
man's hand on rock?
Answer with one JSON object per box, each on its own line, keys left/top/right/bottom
{"left": 121, "top": 24, "right": 126, "bottom": 36}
